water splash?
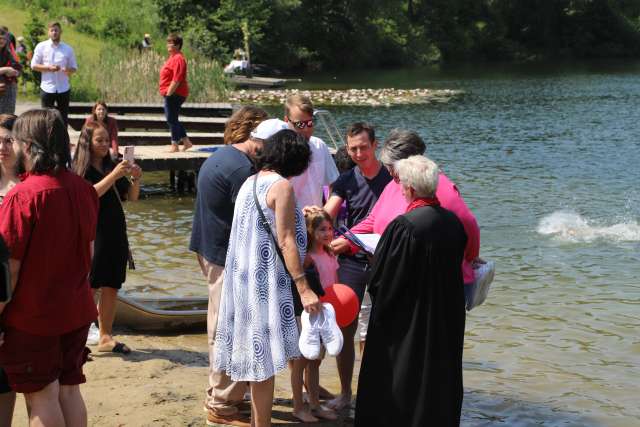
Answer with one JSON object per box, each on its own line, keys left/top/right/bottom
{"left": 537, "top": 211, "right": 640, "bottom": 242}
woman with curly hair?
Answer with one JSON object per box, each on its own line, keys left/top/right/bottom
{"left": 0, "top": 29, "right": 21, "bottom": 114}
{"left": 213, "top": 129, "right": 322, "bottom": 427}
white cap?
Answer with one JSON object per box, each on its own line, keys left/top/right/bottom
{"left": 250, "top": 118, "right": 288, "bottom": 140}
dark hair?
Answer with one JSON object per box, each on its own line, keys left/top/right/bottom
{"left": 346, "top": 122, "right": 375, "bottom": 143}
{"left": 167, "top": 33, "right": 183, "bottom": 49}
{"left": 304, "top": 208, "right": 333, "bottom": 253}
{"left": 379, "top": 128, "right": 426, "bottom": 166}
{"left": 257, "top": 129, "right": 310, "bottom": 178}
{"left": 13, "top": 109, "right": 70, "bottom": 174}
{"left": 72, "top": 122, "right": 113, "bottom": 178}
{"left": 0, "top": 114, "right": 16, "bottom": 131}
{"left": 334, "top": 146, "right": 355, "bottom": 174}
{"left": 224, "top": 106, "right": 268, "bottom": 145}
{"left": 91, "top": 101, "right": 109, "bottom": 122}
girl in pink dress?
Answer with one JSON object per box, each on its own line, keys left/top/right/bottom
{"left": 290, "top": 208, "right": 339, "bottom": 422}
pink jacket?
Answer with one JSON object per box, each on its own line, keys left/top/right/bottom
{"left": 350, "top": 172, "right": 480, "bottom": 284}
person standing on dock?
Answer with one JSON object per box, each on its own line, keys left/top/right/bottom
{"left": 284, "top": 94, "right": 339, "bottom": 209}
{"left": 159, "top": 33, "right": 192, "bottom": 153}
{"left": 189, "top": 107, "right": 270, "bottom": 427}
{"left": 30, "top": 22, "right": 77, "bottom": 126}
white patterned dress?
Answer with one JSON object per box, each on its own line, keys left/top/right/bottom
{"left": 213, "top": 172, "right": 306, "bottom": 382}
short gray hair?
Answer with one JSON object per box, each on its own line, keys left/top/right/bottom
{"left": 379, "top": 129, "right": 426, "bottom": 167}
{"left": 395, "top": 155, "right": 439, "bottom": 198}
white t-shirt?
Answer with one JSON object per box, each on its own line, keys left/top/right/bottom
{"left": 291, "top": 136, "right": 339, "bottom": 209}
{"left": 31, "top": 39, "right": 77, "bottom": 94}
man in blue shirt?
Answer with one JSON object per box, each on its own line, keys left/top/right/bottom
{"left": 323, "top": 122, "right": 391, "bottom": 411}
{"left": 190, "top": 114, "right": 286, "bottom": 427}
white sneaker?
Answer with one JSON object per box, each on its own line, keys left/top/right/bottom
{"left": 86, "top": 323, "right": 100, "bottom": 346}
{"left": 467, "top": 261, "right": 495, "bottom": 311}
{"left": 299, "top": 311, "right": 322, "bottom": 360}
{"left": 318, "top": 303, "right": 343, "bottom": 357}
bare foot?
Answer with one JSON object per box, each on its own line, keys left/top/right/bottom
{"left": 181, "top": 138, "right": 193, "bottom": 151}
{"left": 326, "top": 394, "right": 352, "bottom": 411}
{"left": 310, "top": 405, "right": 338, "bottom": 420}
{"left": 168, "top": 144, "right": 179, "bottom": 153}
{"left": 292, "top": 408, "right": 319, "bottom": 423}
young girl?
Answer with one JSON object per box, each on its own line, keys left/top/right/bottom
{"left": 72, "top": 122, "right": 142, "bottom": 354}
{"left": 291, "top": 208, "right": 339, "bottom": 422}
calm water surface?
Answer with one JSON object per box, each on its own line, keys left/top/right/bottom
{"left": 124, "top": 62, "right": 640, "bottom": 426}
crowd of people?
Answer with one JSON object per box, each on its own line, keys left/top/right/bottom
{"left": 0, "top": 22, "right": 485, "bottom": 427}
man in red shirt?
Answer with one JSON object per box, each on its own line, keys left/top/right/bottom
{"left": 0, "top": 109, "right": 98, "bottom": 426}
{"left": 159, "top": 33, "right": 192, "bottom": 153}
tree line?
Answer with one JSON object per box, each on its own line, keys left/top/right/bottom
{"left": 14, "top": 0, "right": 640, "bottom": 72}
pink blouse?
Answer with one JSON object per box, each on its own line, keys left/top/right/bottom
{"left": 350, "top": 172, "right": 480, "bottom": 284}
{"left": 309, "top": 250, "right": 339, "bottom": 289}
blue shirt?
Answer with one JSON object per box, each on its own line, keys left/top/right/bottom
{"left": 190, "top": 146, "right": 254, "bottom": 266}
{"left": 331, "top": 165, "right": 392, "bottom": 229}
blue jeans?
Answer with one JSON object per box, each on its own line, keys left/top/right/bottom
{"left": 163, "top": 94, "right": 187, "bottom": 143}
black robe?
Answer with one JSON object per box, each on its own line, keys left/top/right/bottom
{"left": 355, "top": 205, "right": 467, "bottom": 427}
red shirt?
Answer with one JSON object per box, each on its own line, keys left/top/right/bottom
{"left": 159, "top": 52, "right": 189, "bottom": 98}
{"left": 0, "top": 169, "right": 99, "bottom": 336}
{"left": 84, "top": 115, "right": 119, "bottom": 153}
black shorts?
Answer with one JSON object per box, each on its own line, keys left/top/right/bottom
{"left": 0, "top": 367, "right": 11, "bottom": 394}
{"left": 337, "top": 255, "right": 371, "bottom": 305}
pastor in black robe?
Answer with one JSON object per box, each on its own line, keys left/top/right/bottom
{"left": 354, "top": 204, "right": 468, "bottom": 427}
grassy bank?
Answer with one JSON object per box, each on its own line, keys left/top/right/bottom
{"left": 2, "top": 1, "right": 230, "bottom": 103}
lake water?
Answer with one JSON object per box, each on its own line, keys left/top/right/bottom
{"left": 124, "top": 62, "right": 640, "bottom": 426}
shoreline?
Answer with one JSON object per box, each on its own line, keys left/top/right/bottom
{"left": 11, "top": 330, "right": 359, "bottom": 426}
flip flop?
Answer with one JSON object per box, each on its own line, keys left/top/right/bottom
{"left": 98, "top": 341, "right": 131, "bottom": 354}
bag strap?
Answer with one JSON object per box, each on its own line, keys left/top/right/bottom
{"left": 253, "top": 175, "right": 292, "bottom": 278}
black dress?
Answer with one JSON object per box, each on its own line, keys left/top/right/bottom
{"left": 354, "top": 205, "right": 468, "bottom": 427}
{"left": 85, "top": 166, "right": 130, "bottom": 288}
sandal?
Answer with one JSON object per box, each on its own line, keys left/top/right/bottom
{"left": 98, "top": 341, "right": 131, "bottom": 354}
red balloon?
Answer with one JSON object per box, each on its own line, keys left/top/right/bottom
{"left": 320, "top": 283, "right": 360, "bottom": 328}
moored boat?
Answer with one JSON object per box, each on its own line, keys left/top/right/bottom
{"left": 114, "top": 294, "right": 207, "bottom": 332}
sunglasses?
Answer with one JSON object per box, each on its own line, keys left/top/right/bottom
{"left": 290, "top": 119, "right": 314, "bottom": 129}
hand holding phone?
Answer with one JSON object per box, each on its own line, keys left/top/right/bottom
{"left": 123, "top": 146, "right": 135, "bottom": 164}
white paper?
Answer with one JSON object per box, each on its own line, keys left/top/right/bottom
{"left": 354, "top": 233, "right": 381, "bottom": 254}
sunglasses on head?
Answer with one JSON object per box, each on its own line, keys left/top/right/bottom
{"left": 291, "top": 119, "right": 313, "bottom": 129}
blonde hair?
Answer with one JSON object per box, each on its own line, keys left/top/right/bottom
{"left": 284, "top": 94, "right": 314, "bottom": 118}
{"left": 223, "top": 106, "right": 268, "bottom": 145}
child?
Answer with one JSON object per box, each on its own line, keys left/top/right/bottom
{"left": 291, "top": 208, "right": 339, "bottom": 422}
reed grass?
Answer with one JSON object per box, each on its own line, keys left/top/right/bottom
{"left": 79, "top": 49, "right": 230, "bottom": 103}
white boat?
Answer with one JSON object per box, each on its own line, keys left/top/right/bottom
{"left": 114, "top": 295, "right": 207, "bottom": 332}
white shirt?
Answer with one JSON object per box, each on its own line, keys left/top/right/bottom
{"left": 291, "top": 136, "right": 339, "bottom": 208}
{"left": 31, "top": 39, "right": 77, "bottom": 93}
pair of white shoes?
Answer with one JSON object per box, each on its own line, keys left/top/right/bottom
{"left": 299, "top": 303, "right": 343, "bottom": 360}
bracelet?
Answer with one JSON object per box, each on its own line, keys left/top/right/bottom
{"left": 292, "top": 272, "right": 306, "bottom": 282}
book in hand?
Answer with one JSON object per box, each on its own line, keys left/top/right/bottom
{"left": 337, "top": 226, "right": 381, "bottom": 256}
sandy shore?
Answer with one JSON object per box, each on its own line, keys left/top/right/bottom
{"left": 11, "top": 330, "right": 359, "bottom": 426}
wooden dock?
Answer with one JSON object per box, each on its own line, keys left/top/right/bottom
{"left": 131, "top": 145, "right": 221, "bottom": 172}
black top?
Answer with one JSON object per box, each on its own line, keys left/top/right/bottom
{"left": 85, "top": 166, "right": 130, "bottom": 286}
{"left": 331, "top": 165, "right": 391, "bottom": 229}
{"left": 190, "top": 145, "right": 254, "bottom": 266}
{"left": 354, "top": 206, "right": 467, "bottom": 427}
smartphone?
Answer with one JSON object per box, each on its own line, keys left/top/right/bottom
{"left": 123, "top": 146, "right": 135, "bottom": 163}
{"left": 0, "top": 235, "right": 11, "bottom": 303}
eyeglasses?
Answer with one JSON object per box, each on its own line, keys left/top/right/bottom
{"left": 290, "top": 119, "right": 313, "bottom": 129}
{"left": 0, "top": 137, "right": 14, "bottom": 146}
